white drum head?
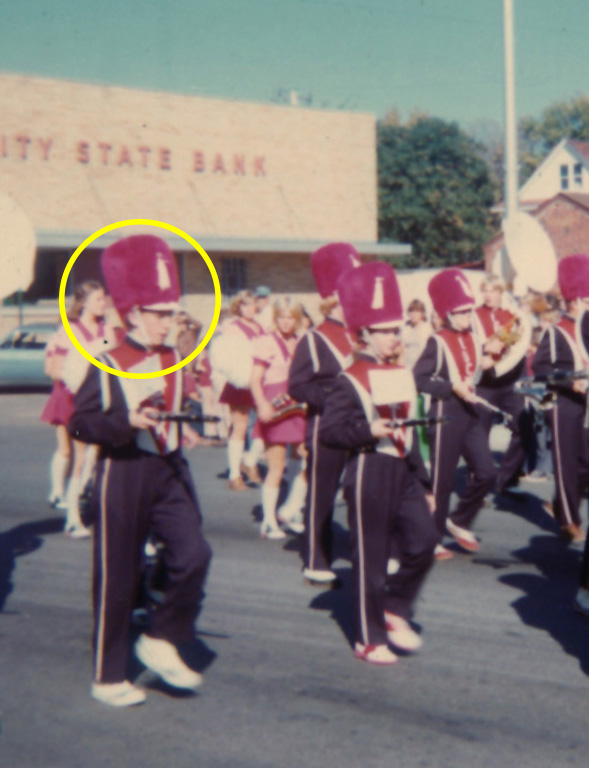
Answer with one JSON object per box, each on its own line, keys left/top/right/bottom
{"left": 0, "top": 193, "right": 37, "bottom": 298}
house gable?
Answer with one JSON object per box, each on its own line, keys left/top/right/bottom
{"left": 519, "top": 138, "right": 589, "bottom": 203}
{"left": 483, "top": 193, "right": 589, "bottom": 277}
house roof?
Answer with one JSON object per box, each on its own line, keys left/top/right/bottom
{"left": 484, "top": 192, "right": 589, "bottom": 249}
{"left": 568, "top": 140, "right": 589, "bottom": 162}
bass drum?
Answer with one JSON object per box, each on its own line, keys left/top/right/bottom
{"left": 0, "top": 192, "right": 37, "bottom": 299}
{"left": 209, "top": 331, "right": 253, "bottom": 389}
{"left": 502, "top": 212, "right": 557, "bottom": 293}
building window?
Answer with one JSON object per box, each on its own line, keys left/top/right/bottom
{"left": 574, "top": 162, "right": 583, "bottom": 187}
{"left": 221, "top": 257, "right": 247, "bottom": 296}
{"left": 560, "top": 164, "right": 569, "bottom": 190}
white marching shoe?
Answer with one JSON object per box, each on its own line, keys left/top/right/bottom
{"left": 384, "top": 612, "right": 423, "bottom": 652}
{"left": 260, "top": 521, "right": 287, "bottom": 540}
{"left": 91, "top": 680, "right": 146, "bottom": 708}
{"left": 277, "top": 507, "right": 305, "bottom": 534}
{"left": 135, "top": 635, "right": 202, "bottom": 690}
{"left": 354, "top": 643, "right": 398, "bottom": 666}
{"left": 65, "top": 524, "right": 91, "bottom": 540}
{"left": 573, "top": 587, "right": 589, "bottom": 617}
{"left": 302, "top": 567, "right": 338, "bottom": 586}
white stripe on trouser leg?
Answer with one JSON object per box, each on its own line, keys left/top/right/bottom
{"left": 95, "top": 459, "right": 111, "bottom": 682}
{"left": 355, "top": 454, "right": 369, "bottom": 645}
{"left": 308, "top": 415, "right": 320, "bottom": 569}
{"left": 432, "top": 400, "right": 443, "bottom": 498}
{"left": 552, "top": 406, "right": 573, "bottom": 526}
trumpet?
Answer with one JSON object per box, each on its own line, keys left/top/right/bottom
{"left": 487, "top": 316, "right": 523, "bottom": 355}
{"left": 268, "top": 394, "right": 307, "bottom": 424}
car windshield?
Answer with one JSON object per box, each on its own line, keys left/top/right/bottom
{"left": 0, "top": 330, "right": 51, "bottom": 350}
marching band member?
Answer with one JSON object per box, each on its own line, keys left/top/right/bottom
{"left": 320, "top": 262, "right": 437, "bottom": 665}
{"left": 288, "top": 242, "right": 359, "bottom": 586}
{"left": 532, "top": 254, "right": 589, "bottom": 545}
{"left": 41, "top": 280, "right": 116, "bottom": 537}
{"left": 216, "top": 291, "right": 265, "bottom": 490}
{"left": 68, "top": 235, "right": 211, "bottom": 707}
{"left": 250, "top": 297, "right": 307, "bottom": 539}
{"left": 575, "top": 286, "right": 589, "bottom": 615}
{"left": 414, "top": 269, "right": 498, "bottom": 559}
{"left": 473, "top": 274, "right": 531, "bottom": 493}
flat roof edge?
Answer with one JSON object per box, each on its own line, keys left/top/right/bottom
{"left": 35, "top": 230, "right": 411, "bottom": 256}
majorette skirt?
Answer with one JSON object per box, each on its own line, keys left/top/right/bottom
{"left": 40, "top": 380, "right": 75, "bottom": 426}
{"left": 219, "top": 382, "right": 256, "bottom": 409}
{"left": 258, "top": 381, "right": 305, "bottom": 445}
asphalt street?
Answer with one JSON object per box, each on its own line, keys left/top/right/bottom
{"left": 1, "top": 393, "right": 589, "bottom": 768}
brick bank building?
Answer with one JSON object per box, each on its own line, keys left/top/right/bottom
{"left": 0, "top": 73, "right": 405, "bottom": 327}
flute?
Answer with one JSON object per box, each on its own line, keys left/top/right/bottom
{"left": 154, "top": 412, "right": 221, "bottom": 424}
{"left": 472, "top": 395, "right": 515, "bottom": 427}
{"left": 385, "top": 416, "right": 449, "bottom": 429}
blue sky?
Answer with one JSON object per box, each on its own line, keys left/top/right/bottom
{"left": 1, "top": 0, "right": 587, "bottom": 130}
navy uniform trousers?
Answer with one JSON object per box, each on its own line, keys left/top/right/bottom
{"left": 320, "top": 368, "right": 436, "bottom": 648}
{"left": 533, "top": 322, "right": 589, "bottom": 530}
{"left": 427, "top": 397, "right": 497, "bottom": 537}
{"left": 476, "top": 382, "right": 526, "bottom": 491}
{"left": 289, "top": 321, "right": 352, "bottom": 573}
{"left": 92, "top": 448, "right": 211, "bottom": 684}
{"left": 344, "top": 453, "right": 437, "bottom": 646}
{"left": 304, "top": 412, "right": 347, "bottom": 571}
{"left": 546, "top": 395, "right": 589, "bottom": 529}
{"left": 69, "top": 354, "right": 211, "bottom": 685}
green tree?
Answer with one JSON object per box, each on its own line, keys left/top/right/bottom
{"left": 378, "top": 117, "right": 497, "bottom": 268}
{"left": 520, "top": 95, "right": 589, "bottom": 183}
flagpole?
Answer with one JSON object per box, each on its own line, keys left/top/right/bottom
{"left": 503, "top": 0, "right": 518, "bottom": 221}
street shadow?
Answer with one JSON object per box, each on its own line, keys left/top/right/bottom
{"left": 307, "top": 565, "right": 355, "bottom": 647}
{"left": 0, "top": 516, "right": 63, "bottom": 611}
{"left": 498, "top": 534, "right": 589, "bottom": 675}
{"left": 492, "top": 489, "right": 558, "bottom": 533}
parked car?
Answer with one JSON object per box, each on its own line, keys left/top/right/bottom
{"left": 0, "top": 323, "right": 57, "bottom": 390}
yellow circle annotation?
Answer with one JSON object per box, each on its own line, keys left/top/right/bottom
{"left": 58, "top": 219, "right": 221, "bottom": 380}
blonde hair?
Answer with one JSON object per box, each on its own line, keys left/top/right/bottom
{"left": 319, "top": 295, "right": 339, "bottom": 317}
{"left": 229, "top": 289, "right": 256, "bottom": 317}
{"left": 480, "top": 273, "right": 505, "bottom": 293}
{"left": 67, "top": 280, "right": 104, "bottom": 321}
{"left": 272, "top": 296, "right": 304, "bottom": 329}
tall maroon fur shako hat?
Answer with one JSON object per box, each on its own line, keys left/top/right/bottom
{"left": 558, "top": 254, "right": 589, "bottom": 301}
{"left": 337, "top": 261, "right": 403, "bottom": 332}
{"left": 101, "top": 235, "right": 181, "bottom": 317}
{"left": 428, "top": 268, "right": 475, "bottom": 319}
{"left": 310, "top": 242, "right": 360, "bottom": 298}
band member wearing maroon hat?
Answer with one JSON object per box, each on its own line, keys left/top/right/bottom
{"left": 414, "top": 269, "right": 498, "bottom": 559}
{"left": 532, "top": 254, "right": 589, "bottom": 546}
{"left": 288, "top": 242, "right": 359, "bottom": 586}
{"left": 68, "top": 235, "right": 212, "bottom": 708}
{"left": 474, "top": 274, "right": 532, "bottom": 493}
{"left": 320, "top": 262, "right": 437, "bottom": 664}
{"left": 574, "top": 298, "right": 589, "bottom": 616}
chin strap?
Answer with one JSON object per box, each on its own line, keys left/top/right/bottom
{"left": 127, "top": 307, "right": 152, "bottom": 349}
